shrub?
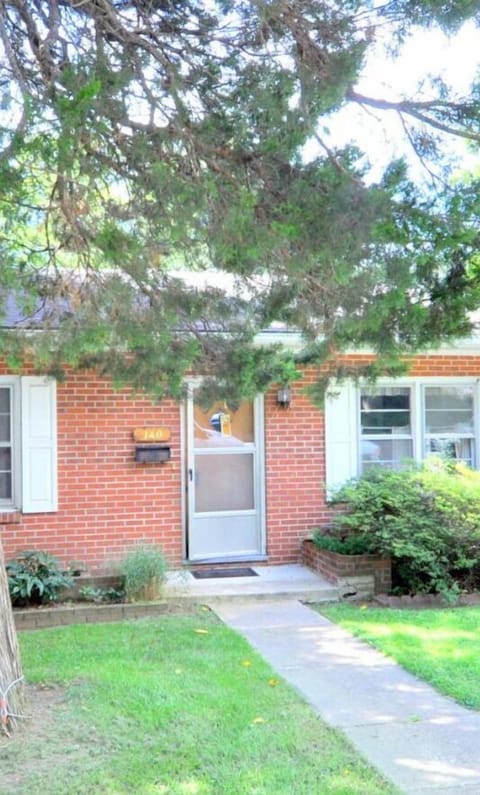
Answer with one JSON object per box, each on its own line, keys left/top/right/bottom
{"left": 327, "top": 460, "right": 480, "bottom": 596}
{"left": 7, "top": 550, "right": 73, "bottom": 606}
{"left": 121, "top": 543, "right": 167, "bottom": 601}
{"left": 312, "top": 531, "right": 372, "bottom": 555}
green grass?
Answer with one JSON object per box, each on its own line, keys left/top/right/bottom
{"left": 2, "top": 609, "right": 397, "bottom": 795}
{"left": 318, "top": 604, "right": 480, "bottom": 710}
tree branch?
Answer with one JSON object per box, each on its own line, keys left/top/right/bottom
{"left": 347, "top": 89, "right": 480, "bottom": 143}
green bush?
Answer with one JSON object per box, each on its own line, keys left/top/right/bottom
{"left": 121, "top": 543, "right": 167, "bottom": 601}
{"left": 312, "top": 531, "right": 372, "bottom": 555}
{"left": 326, "top": 459, "right": 480, "bottom": 597}
{"left": 7, "top": 550, "right": 73, "bottom": 606}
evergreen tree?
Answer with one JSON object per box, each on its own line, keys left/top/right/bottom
{"left": 0, "top": 1, "right": 479, "bottom": 401}
{"left": 1, "top": 0, "right": 480, "bottom": 733}
{"left": 0, "top": 0, "right": 480, "bottom": 396}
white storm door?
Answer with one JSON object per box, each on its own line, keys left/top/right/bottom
{"left": 187, "top": 395, "right": 265, "bottom": 562}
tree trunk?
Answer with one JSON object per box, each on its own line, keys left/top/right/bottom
{"left": 0, "top": 539, "right": 24, "bottom": 736}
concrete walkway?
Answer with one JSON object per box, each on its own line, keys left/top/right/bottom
{"left": 212, "top": 598, "right": 480, "bottom": 795}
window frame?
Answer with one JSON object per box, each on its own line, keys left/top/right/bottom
{"left": 356, "top": 377, "right": 480, "bottom": 473}
{"left": 0, "top": 376, "right": 21, "bottom": 510}
{"left": 422, "top": 384, "right": 476, "bottom": 467}
{"left": 359, "top": 386, "right": 414, "bottom": 472}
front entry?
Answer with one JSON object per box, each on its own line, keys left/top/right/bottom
{"left": 186, "top": 394, "right": 265, "bottom": 562}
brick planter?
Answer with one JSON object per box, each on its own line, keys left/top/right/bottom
{"left": 13, "top": 600, "right": 181, "bottom": 631}
{"left": 302, "top": 539, "right": 391, "bottom": 597}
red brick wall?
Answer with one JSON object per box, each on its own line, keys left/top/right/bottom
{"left": 2, "top": 370, "right": 184, "bottom": 572}
{"left": 302, "top": 539, "right": 392, "bottom": 595}
{"left": 339, "top": 353, "right": 480, "bottom": 377}
{"left": 263, "top": 354, "right": 480, "bottom": 564}
{"left": 2, "top": 354, "right": 480, "bottom": 571}
{"left": 264, "top": 372, "right": 330, "bottom": 564}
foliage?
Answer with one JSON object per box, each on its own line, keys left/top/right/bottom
{"left": 312, "top": 531, "right": 372, "bottom": 555}
{"left": 319, "top": 604, "right": 480, "bottom": 710}
{"left": 121, "top": 543, "right": 167, "bottom": 601}
{"left": 328, "top": 460, "right": 480, "bottom": 596}
{"left": 2, "top": 613, "right": 396, "bottom": 793}
{"left": 79, "top": 585, "right": 125, "bottom": 604}
{"left": 6, "top": 550, "right": 73, "bottom": 606}
{"left": 0, "top": 2, "right": 480, "bottom": 400}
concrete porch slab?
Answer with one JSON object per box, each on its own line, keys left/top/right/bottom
{"left": 163, "top": 563, "right": 339, "bottom": 603}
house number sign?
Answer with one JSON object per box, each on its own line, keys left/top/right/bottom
{"left": 133, "top": 427, "right": 171, "bottom": 442}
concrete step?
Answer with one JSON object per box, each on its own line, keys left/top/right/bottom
{"left": 164, "top": 564, "right": 339, "bottom": 603}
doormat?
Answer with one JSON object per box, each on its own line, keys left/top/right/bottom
{"left": 191, "top": 567, "right": 258, "bottom": 580}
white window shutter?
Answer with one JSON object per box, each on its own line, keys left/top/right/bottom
{"left": 324, "top": 382, "right": 358, "bottom": 494}
{"left": 21, "top": 376, "right": 58, "bottom": 513}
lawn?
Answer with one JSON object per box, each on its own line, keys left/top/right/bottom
{"left": 318, "top": 604, "right": 480, "bottom": 710}
{"left": 1, "top": 608, "right": 397, "bottom": 795}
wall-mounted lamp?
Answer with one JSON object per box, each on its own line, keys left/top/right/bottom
{"left": 276, "top": 386, "right": 292, "bottom": 408}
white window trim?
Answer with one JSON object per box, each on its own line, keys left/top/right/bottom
{"left": 359, "top": 386, "right": 414, "bottom": 472}
{"left": 421, "top": 383, "right": 476, "bottom": 466}
{"left": 325, "top": 376, "right": 480, "bottom": 492}
{"left": 0, "top": 376, "right": 57, "bottom": 513}
{"left": 362, "top": 377, "right": 479, "bottom": 471}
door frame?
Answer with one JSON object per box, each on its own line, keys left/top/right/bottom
{"left": 183, "top": 388, "right": 266, "bottom": 563}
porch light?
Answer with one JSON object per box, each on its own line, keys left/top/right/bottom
{"left": 276, "top": 386, "right": 292, "bottom": 408}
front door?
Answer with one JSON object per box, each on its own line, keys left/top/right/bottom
{"left": 186, "top": 394, "right": 265, "bottom": 562}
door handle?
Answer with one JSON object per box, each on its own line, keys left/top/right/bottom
{"left": 188, "top": 468, "right": 199, "bottom": 485}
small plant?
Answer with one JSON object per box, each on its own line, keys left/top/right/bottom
{"left": 7, "top": 550, "right": 73, "bottom": 606}
{"left": 121, "top": 543, "right": 167, "bottom": 601}
{"left": 79, "top": 585, "right": 125, "bottom": 603}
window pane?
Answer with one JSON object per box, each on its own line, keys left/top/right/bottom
{"left": 426, "top": 438, "right": 473, "bottom": 466}
{"left": 361, "top": 388, "right": 410, "bottom": 411}
{"left": 0, "top": 389, "right": 10, "bottom": 414}
{"left": 0, "top": 472, "right": 11, "bottom": 499}
{"left": 361, "top": 438, "right": 413, "bottom": 469}
{"left": 194, "top": 453, "right": 254, "bottom": 512}
{"left": 0, "top": 448, "right": 11, "bottom": 471}
{"left": 0, "top": 414, "right": 10, "bottom": 443}
{"left": 361, "top": 388, "right": 411, "bottom": 435}
{"left": 425, "top": 387, "right": 473, "bottom": 411}
{"left": 361, "top": 411, "right": 411, "bottom": 434}
{"left": 194, "top": 400, "right": 254, "bottom": 448}
{"left": 425, "top": 411, "right": 474, "bottom": 434}
{"left": 424, "top": 387, "right": 474, "bottom": 435}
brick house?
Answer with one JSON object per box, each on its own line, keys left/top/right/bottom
{"left": 1, "top": 329, "right": 480, "bottom": 573}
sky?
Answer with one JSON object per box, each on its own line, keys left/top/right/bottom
{"left": 309, "top": 20, "right": 480, "bottom": 183}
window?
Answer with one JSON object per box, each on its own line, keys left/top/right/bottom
{"left": 424, "top": 386, "right": 475, "bottom": 466}
{"left": 360, "top": 387, "right": 412, "bottom": 471}
{"left": 0, "top": 386, "right": 14, "bottom": 503}
{"left": 325, "top": 379, "right": 480, "bottom": 493}
{"left": 360, "top": 383, "right": 477, "bottom": 471}
{"left": 0, "top": 376, "right": 57, "bottom": 512}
